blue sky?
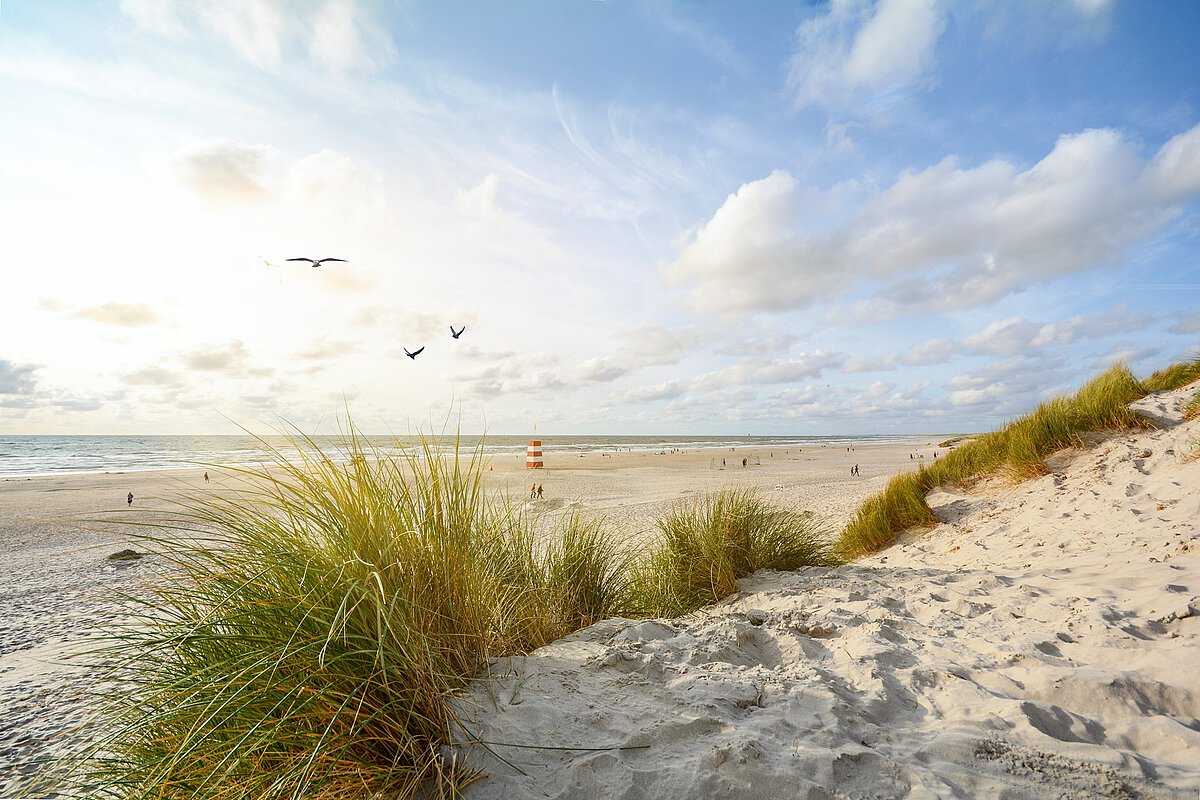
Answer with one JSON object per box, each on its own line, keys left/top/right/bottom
{"left": 1, "top": 0, "right": 1198, "bottom": 436}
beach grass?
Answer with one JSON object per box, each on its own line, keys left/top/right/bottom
{"left": 1141, "top": 356, "right": 1200, "bottom": 393}
{"left": 837, "top": 360, "right": 1196, "bottom": 559}
{"left": 50, "top": 427, "right": 833, "bottom": 799}
{"left": 632, "top": 488, "right": 834, "bottom": 617}
{"left": 53, "top": 428, "right": 637, "bottom": 799}
{"left": 1184, "top": 390, "right": 1200, "bottom": 421}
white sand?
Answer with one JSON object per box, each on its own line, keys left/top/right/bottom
{"left": 452, "top": 385, "right": 1200, "bottom": 799}
{"left": 0, "top": 439, "right": 929, "bottom": 794}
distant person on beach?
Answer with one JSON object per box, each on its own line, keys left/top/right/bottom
{"left": 537, "top": 483, "right": 543, "bottom": 499}
{"left": 742, "top": 457, "right": 748, "bottom": 468}
{"left": 530, "top": 483, "right": 537, "bottom": 499}
{"left": 127, "top": 492, "right": 133, "bottom": 506}
{"left": 203, "top": 472, "right": 209, "bottom": 483}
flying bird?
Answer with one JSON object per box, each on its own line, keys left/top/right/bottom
{"left": 404, "top": 346, "right": 425, "bottom": 360}
{"left": 286, "top": 257, "right": 347, "bottom": 268}
{"left": 450, "top": 325, "right": 465, "bottom": 339}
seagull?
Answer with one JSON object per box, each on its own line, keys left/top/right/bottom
{"left": 286, "top": 257, "right": 347, "bottom": 268}
{"left": 404, "top": 346, "right": 425, "bottom": 360}
{"left": 450, "top": 325, "right": 465, "bottom": 339}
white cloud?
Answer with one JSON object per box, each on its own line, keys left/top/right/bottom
{"left": 123, "top": 366, "right": 186, "bottom": 387}
{"left": 665, "top": 123, "right": 1200, "bottom": 317}
{"left": 788, "top": 0, "right": 946, "bottom": 110}
{"left": 174, "top": 140, "right": 276, "bottom": 201}
{"left": 691, "top": 350, "right": 845, "bottom": 392}
{"left": 120, "top": 0, "right": 395, "bottom": 72}
{"left": 308, "top": 0, "right": 397, "bottom": 72}
{"left": 120, "top": 0, "right": 189, "bottom": 38}
{"left": 1069, "top": 0, "right": 1114, "bottom": 17}
{"left": 0, "top": 360, "right": 38, "bottom": 403}
{"left": 53, "top": 302, "right": 162, "bottom": 327}
{"left": 662, "top": 171, "right": 846, "bottom": 313}
{"left": 457, "top": 174, "right": 504, "bottom": 223}
{"left": 576, "top": 324, "right": 698, "bottom": 383}
{"left": 294, "top": 338, "right": 362, "bottom": 362}
{"left": 620, "top": 379, "right": 687, "bottom": 404}
{"left": 183, "top": 340, "right": 253, "bottom": 372}
{"left": 1169, "top": 311, "right": 1200, "bottom": 335}
{"left": 193, "top": 0, "right": 290, "bottom": 69}
{"left": 902, "top": 337, "right": 959, "bottom": 366}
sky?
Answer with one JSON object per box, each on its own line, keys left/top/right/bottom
{"left": 1, "top": 0, "right": 1199, "bottom": 437}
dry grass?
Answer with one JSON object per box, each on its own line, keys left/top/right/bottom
{"left": 631, "top": 487, "right": 835, "bottom": 618}
{"left": 837, "top": 361, "right": 1178, "bottom": 558}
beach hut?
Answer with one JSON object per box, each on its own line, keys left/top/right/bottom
{"left": 525, "top": 440, "right": 544, "bottom": 469}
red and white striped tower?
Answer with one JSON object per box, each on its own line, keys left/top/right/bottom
{"left": 525, "top": 440, "right": 544, "bottom": 469}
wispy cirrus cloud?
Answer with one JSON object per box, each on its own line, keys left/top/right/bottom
{"left": 120, "top": 0, "right": 395, "bottom": 72}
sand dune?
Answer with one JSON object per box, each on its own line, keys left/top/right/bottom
{"left": 2, "top": 389, "right": 1197, "bottom": 797}
{"left": 453, "top": 384, "right": 1200, "bottom": 798}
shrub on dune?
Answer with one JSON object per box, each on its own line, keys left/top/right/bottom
{"left": 633, "top": 488, "right": 834, "bottom": 617}
{"left": 1141, "top": 355, "right": 1200, "bottom": 392}
{"left": 542, "top": 512, "right": 634, "bottom": 636}
{"left": 837, "top": 360, "right": 1192, "bottom": 559}
{"left": 837, "top": 469, "right": 939, "bottom": 560}
{"left": 55, "top": 428, "right": 628, "bottom": 799}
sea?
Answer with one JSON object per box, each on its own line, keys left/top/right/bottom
{"left": 0, "top": 433, "right": 926, "bottom": 479}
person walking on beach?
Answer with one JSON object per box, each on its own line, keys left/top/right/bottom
{"left": 127, "top": 492, "right": 134, "bottom": 507}
{"left": 203, "top": 472, "right": 209, "bottom": 483}
{"left": 530, "top": 482, "right": 537, "bottom": 500}
{"left": 742, "top": 457, "right": 748, "bottom": 468}
{"left": 536, "top": 483, "right": 543, "bottom": 499}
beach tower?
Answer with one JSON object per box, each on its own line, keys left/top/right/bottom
{"left": 525, "top": 440, "right": 544, "bottom": 469}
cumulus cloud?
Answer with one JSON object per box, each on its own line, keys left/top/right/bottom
{"left": 1169, "top": 311, "right": 1200, "bottom": 335}
{"left": 788, "top": 0, "right": 946, "bottom": 110}
{"left": 174, "top": 140, "right": 275, "bottom": 201}
{"left": 69, "top": 302, "right": 161, "bottom": 327}
{"left": 457, "top": 174, "right": 504, "bottom": 223}
{"left": 665, "top": 123, "right": 1200, "bottom": 317}
{"left": 575, "top": 324, "right": 698, "bottom": 383}
{"left": 184, "top": 341, "right": 252, "bottom": 372}
{"left": 123, "top": 366, "right": 186, "bottom": 387}
{"left": 620, "top": 379, "right": 687, "bottom": 404}
{"left": 841, "top": 305, "right": 1146, "bottom": 378}
{"left": 295, "top": 338, "right": 362, "bottom": 362}
{"left": 662, "top": 171, "right": 847, "bottom": 313}
{"left": 691, "top": 350, "right": 845, "bottom": 393}
{"left": 456, "top": 360, "right": 569, "bottom": 400}
{"left": 289, "top": 149, "right": 383, "bottom": 212}
{"left": 1, "top": 360, "right": 38, "bottom": 406}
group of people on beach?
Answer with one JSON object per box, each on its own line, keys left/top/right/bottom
{"left": 529, "top": 483, "right": 543, "bottom": 500}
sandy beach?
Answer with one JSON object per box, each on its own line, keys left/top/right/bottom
{"left": 450, "top": 384, "right": 1200, "bottom": 798}
{"left": 1, "top": 405, "right": 1197, "bottom": 797}
{"left": 0, "top": 437, "right": 934, "bottom": 794}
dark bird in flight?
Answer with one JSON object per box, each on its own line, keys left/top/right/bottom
{"left": 286, "top": 257, "right": 347, "bottom": 268}
{"left": 450, "top": 325, "right": 465, "bottom": 339}
{"left": 404, "top": 346, "right": 425, "bottom": 360}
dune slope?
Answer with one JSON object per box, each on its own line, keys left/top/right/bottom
{"left": 454, "top": 384, "right": 1200, "bottom": 799}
